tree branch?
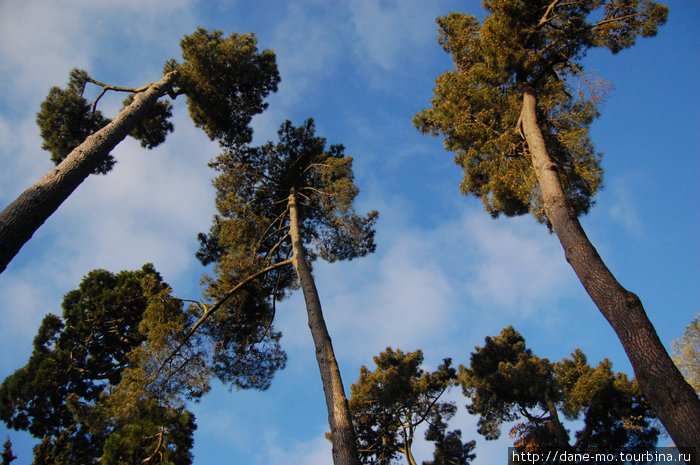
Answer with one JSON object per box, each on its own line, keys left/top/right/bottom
{"left": 150, "top": 259, "right": 294, "bottom": 384}
{"left": 86, "top": 77, "right": 155, "bottom": 113}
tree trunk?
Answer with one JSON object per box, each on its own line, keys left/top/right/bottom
{"left": 401, "top": 425, "right": 418, "bottom": 465}
{"left": 520, "top": 87, "right": 700, "bottom": 458}
{"left": 287, "top": 189, "right": 361, "bottom": 465}
{"left": 0, "top": 72, "right": 177, "bottom": 274}
{"left": 544, "top": 397, "right": 570, "bottom": 450}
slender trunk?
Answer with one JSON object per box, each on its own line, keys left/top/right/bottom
{"left": 287, "top": 189, "right": 361, "bottom": 465}
{"left": 0, "top": 71, "right": 177, "bottom": 274}
{"left": 400, "top": 426, "right": 418, "bottom": 465}
{"left": 520, "top": 87, "right": 700, "bottom": 458}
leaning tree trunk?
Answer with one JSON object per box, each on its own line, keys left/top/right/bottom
{"left": 0, "top": 71, "right": 177, "bottom": 274}
{"left": 520, "top": 87, "right": 700, "bottom": 457}
{"left": 288, "top": 189, "right": 361, "bottom": 465}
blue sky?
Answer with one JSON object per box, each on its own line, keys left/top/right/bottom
{"left": 0, "top": 1, "right": 698, "bottom": 464}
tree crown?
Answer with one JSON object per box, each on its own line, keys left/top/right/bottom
{"left": 0, "top": 265, "right": 196, "bottom": 464}
{"left": 414, "top": 1, "right": 667, "bottom": 222}
{"left": 348, "top": 348, "right": 474, "bottom": 465}
{"left": 459, "top": 326, "right": 658, "bottom": 456}
{"left": 37, "top": 27, "right": 280, "bottom": 174}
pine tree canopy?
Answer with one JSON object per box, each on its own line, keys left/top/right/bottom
{"left": 0, "top": 265, "right": 199, "bottom": 464}
{"left": 196, "top": 119, "right": 377, "bottom": 350}
{"left": 459, "top": 326, "right": 659, "bottom": 458}
{"left": 1, "top": 438, "right": 16, "bottom": 465}
{"left": 672, "top": 313, "right": 700, "bottom": 393}
{"left": 36, "top": 27, "right": 279, "bottom": 175}
{"left": 166, "top": 27, "right": 280, "bottom": 147}
{"left": 414, "top": 0, "right": 668, "bottom": 222}
{"left": 348, "top": 348, "right": 475, "bottom": 465}
{"left": 36, "top": 69, "right": 115, "bottom": 174}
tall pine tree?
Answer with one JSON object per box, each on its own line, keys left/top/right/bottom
{"left": 414, "top": 1, "right": 699, "bottom": 451}
{"left": 197, "top": 119, "right": 377, "bottom": 465}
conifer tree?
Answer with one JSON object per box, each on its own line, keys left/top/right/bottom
{"left": 0, "top": 27, "right": 279, "bottom": 274}
{"left": 348, "top": 348, "right": 475, "bottom": 465}
{"left": 459, "top": 326, "right": 658, "bottom": 463}
{"left": 672, "top": 313, "right": 700, "bottom": 393}
{"left": 1, "top": 438, "right": 16, "bottom": 465}
{"left": 197, "top": 118, "right": 377, "bottom": 465}
{"left": 414, "top": 1, "right": 700, "bottom": 450}
{"left": 0, "top": 266, "right": 209, "bottom": 464}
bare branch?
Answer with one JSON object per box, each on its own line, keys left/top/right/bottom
{"left": 86, "top": 77, "right": 154, "bottom": 113}
{"left": 538, "top": 0, "right": 561, "bottom": 28}
{"left": 150, "top": 258, "right": 294, "bottom": 382}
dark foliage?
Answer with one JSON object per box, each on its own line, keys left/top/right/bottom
{"left": 36, "top": 68, "right": 114, "bottom": 174}
{"left": 459, "top": 327, "right": 659, "bottom": 463}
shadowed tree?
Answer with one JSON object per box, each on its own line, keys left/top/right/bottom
{"left": 0, "top": 27, "right": 279, "bottom": 274}
{"left": 459, "top": 326, "right": 658, "bottom": 464}
{"left": 422, "top": 429, "right": 475, "bottom": 465}
{"left": 0, "top": 262, "right": 284, "bottom": 464}
{"left": 348, "top": 348, "right": 475, "bottom": 465}
{"left": 1, "top": 438, "right": 16, "bottom": 465}
{"left": 0, "top": 265, "right": 199, "bottom": 464}
{"left": 414, "top": 1, "right": 700, "bottom": 450}
{"left": 197, "top": 118, "right": 377, "bottom": 465}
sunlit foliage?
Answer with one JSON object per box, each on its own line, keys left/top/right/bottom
{"left": 36, "top": 27, "right": 280, "bottom": 174}
{"left": 0, "top": 265, "right": 196, "bottom": 464}
{"left": 197, "top": 118, "right": 377, "bottom": 359}
{"left": 672, "top": 313, "right": 700, "bottom": 393}
{"left": 414, "top": 0, "right": 667, "bottom": 223}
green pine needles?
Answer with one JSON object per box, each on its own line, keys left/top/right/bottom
{"left": 414, "top": 1, "right": 667, "bottom": 223}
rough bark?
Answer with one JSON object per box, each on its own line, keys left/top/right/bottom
{"left": 520, "top": 87, "right": 700, "bottom": 458}
{"left": 0, "top": 71, "right": 177, "bottom": 274}
{"left": 287, "top": 190, "right": 361, "bottom": 465}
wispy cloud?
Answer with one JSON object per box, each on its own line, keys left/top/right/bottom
{"left": 463, "top": 215, "right": 573, "bottom": 313}
{"left": 262, "top": 431, "right": 332, "bottom": 465}
{"left": 605, "top": 183, "right": 644, "bottom": 239}
{"left": 347, "top": 0, "right": 442, "bottom": 76}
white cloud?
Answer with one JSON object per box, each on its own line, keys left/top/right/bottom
{"left": 328, "top": 236, "right": 452, "bottom": 356}
{"left": 605, "top": 183, "right": 644, "bottom": 239}
{"left": 463, "top": 215, "right": 573, "bottom": 313}
{"left": 268, "top": 3, "right": 346, "bottom": 107}
{"left": 347, "top": 0, "right": 444, "bottom": 86}
{"left": 348, "top": 0, "right": 434, "bottom": 70}
{"left": 272, "top": 206, "right": 578, "bottom": 370}
{"left": 0, "top": 274, "right": 55, "bottom": 371}
{"left": 263, "top": 432, "right": 332, "bottom": 465}
{"left": 41, "top": 108, "right": 218, "bottom": 286}
{"left": 0, "top": 2, "right": 91, "bottom": 101}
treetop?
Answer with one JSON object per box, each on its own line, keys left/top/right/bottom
{"left": 414, "top": 1, "right": 667, "bottom": 223}
{"left": 167, "top": 27, "right": 280, "bottom": 147}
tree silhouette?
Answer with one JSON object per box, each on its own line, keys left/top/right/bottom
{"left": 1, "top": 438, "right": 16, "bottom": 465}
{"left": 0, "top": 265, "right": 204, "bottom": 464}
{"left": 348, "top": 348, "right": 475, "bottom": 465}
